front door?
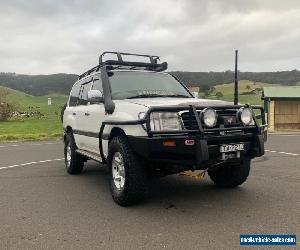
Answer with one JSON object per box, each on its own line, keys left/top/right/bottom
{"left": 83, "top": 75, "right": 106, "bottom": 154}
{"left": 75, "top": 77, "right": 93, "bottom": 150}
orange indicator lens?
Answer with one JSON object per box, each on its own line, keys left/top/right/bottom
{"left": 163, "top": 140, "right": 176, "bottom": 147}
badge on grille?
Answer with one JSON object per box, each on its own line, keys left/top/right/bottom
{"left": 226, "top": 117, "right": 233, "bottom": 124}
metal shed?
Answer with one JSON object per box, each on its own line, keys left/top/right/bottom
{"left": 262, "top": 87, "right": 300, "bottom": 131}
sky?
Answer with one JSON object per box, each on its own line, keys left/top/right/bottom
{"left": 0, "top": 0, "right": 300, "bottom": 74}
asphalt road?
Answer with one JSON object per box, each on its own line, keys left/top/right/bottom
{"left": 0, "top": 135, "right": 299, "bottom": 249}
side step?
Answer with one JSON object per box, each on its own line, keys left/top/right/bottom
{"left": 76, "top": 149, "right": 102, "bottom": 162}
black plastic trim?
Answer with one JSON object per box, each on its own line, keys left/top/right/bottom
{"left": 73, "top": 129, "right": 99, "bottom": 138}
{"left": 127, "top": 135, "right": 263, "bottom": 169}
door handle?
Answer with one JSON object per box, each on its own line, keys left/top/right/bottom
{"left": 85, "top": 112, "right": 90, "bottom": 116}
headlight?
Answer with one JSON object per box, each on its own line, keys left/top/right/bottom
{"left": 150, "top": 112, "right": 183, "bottom": 131}
{"left": 238, "top": 107, "right": 253, "bottom": 126}
{"left": 202, "top": 108, "right": 217, "bottom": 128}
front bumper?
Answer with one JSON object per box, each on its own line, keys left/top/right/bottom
{"left": 99, "top": 104, "right": 267, "bottom": 165}
{"left": 128, "top": 133, "right": 264, "bottom": 169}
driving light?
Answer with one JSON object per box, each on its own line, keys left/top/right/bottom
{"left": 238, "top": 107, "right": 253, "bottom": 126}
{"left": 150, "top": 112, "right": 183, "bottom": 131}
{"left": 202, "top": 108, "right": 217, "bottom": 128}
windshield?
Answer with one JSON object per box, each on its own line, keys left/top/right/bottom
{"left": 109, "top": 71, "right": 192, "bottom": 100}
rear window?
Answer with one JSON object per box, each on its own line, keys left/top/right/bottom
{"left": 69, "top": 81, "right": 81, "bottom": 106}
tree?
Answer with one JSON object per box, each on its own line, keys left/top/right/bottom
{"left": 201, "top": 84, "right": 211, "bottom": 93}
{"left": 209, "top": 86, "right": 216, "bottom": 95}
{"left": 216, "top": 92, "right": 223, "bottom": 99}
{"left": 200, "top": 84, "right": 216, "bottom": 97}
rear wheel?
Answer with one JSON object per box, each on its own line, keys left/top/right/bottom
{"left": 108, "top": 135, "right": 147, "bottom": 206}
{"left": 64, "top": 133, "right": 85, "bottom": 174}
{"left": 208, "top": 159, "right": 251, "bottom": 188}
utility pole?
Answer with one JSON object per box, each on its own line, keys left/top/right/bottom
{"left": 234, "top": 50, "right": 239, "bottom": 105}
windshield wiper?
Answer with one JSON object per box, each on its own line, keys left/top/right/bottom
{"left": 163, "top": 94, "right": 191, "bottom": 98}
{"left": 126, "top": 94, "right": 167, "bottom": 99}
{"left": 127, "top": 94, "right": 191, "bottom": 99}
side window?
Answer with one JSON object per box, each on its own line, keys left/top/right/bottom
{"left": 69, "top": 81, "right": 81, "bottom": 106}
{"left": 92, "top": 75, "right": 103, "bottom": 93}
{"left": 78, "top": 78, "right": 92, "bottom": 105}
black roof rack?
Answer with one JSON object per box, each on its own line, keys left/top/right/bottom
{"left": 79, "top": 51, "right": 168, "bottom": 79}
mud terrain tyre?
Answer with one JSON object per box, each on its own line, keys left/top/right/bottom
{"left": 208, "top": 159, "right": 250, "bottom": 188}
{"left": 64, "top": 133, "right": 85, "bottom": 174}
{"left": 108, "top": 135, "right": 147, "bottom": 206}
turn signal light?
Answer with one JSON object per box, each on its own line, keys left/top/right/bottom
{"left": 163, "top": 140, "right": 176, "bottom": 147}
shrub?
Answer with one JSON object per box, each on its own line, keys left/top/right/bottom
{"left": 0, "top": 88, "right": 18, "bottom": 121}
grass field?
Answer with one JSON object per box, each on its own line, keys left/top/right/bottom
{"left": 200, "top": 80, "right": 280, "bottom": 105}
{"left": 0, "top": 86, "right": 67, "bottom": 141}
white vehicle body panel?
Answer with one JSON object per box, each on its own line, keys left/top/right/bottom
{"left": 63, "top": 71, "right": 232, "bottom": 161}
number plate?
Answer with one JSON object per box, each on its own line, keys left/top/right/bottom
{"left": 220, "top": 143, "right": 244, "bottom": 153}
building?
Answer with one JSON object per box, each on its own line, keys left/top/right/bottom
{"left": 262, "top": 87, "right": 300, "bottom": 131}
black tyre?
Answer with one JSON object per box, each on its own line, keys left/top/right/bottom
{"left": 64, "top": 133, "right": 85, "bottom": 174}
{"left": 108, "top": 135, "right": 147, "bottom": 206}
{"left": 208, "top": 159, "right": 251, "bottom": 188}
{"left": 263, "top": 130, "right": 268, "bottom": 142}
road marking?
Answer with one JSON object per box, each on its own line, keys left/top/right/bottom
{"left": 265, "top": 149, "right": 299, "bottom": 156}
{"left": 278, "top": 152, "right": 299, "bottom": 156}
{"left": 270, "top": 134, "right": 300, "bottom": 137}
{"left": 0, "top": 142, "right": 61, "bottom": 148}
{"left": 0, "top": 158, "right": 64, "bottom": 171}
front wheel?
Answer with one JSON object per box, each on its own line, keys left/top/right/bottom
{"left": 108, "top": 135, "right": 147, "bottom": 206}
{"left": 208, "top": 159, "right": 251, "bottom": 188}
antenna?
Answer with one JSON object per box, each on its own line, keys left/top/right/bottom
{"left": 234, "top": 50, "right": 239, "bottom": 105}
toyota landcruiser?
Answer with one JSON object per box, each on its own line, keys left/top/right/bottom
{"left": 63, "top": 52, "right": 267, "bottom": 206}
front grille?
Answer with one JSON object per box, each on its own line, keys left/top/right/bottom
{"left": 180, "top": 109, "right": 241, "bottom": 130}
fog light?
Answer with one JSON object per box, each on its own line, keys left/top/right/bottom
{"left": 237, "top": 107, "right": 253, "bottom": 126}
{"left": 201, "top": 108, "right": 218, "bottom": 128}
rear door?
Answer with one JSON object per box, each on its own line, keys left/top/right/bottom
{"left": 65, "top": 80, "right": 81, "bottom": 142}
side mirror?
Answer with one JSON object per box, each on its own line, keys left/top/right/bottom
{"left": 87, "top": 90, "right": 104, "bottom": 104}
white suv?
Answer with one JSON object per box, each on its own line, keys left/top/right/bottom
{"left": 63, "top": 52, "right": 266, "bottom": 206}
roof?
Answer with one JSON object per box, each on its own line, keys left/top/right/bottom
{"left": 262, "top": 87, "right": 300, "bottom": 100}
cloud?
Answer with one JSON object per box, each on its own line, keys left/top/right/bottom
{"left": 0, "top": 0, "right": 300, "bottom": 74}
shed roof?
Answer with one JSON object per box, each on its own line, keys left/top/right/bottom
{"left": 262, "top": 87, "right": 300, "bottom": 99}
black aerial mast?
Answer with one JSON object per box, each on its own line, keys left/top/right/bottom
{"left": 234, "top": 50, "right": 239, "bottom": 105}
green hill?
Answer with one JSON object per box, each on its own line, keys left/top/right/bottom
{"left": 199, "top": 80, "right": 280, "bottom": 105}
{"left": 172, "top": 70, "right": 300, "bottom": 88}
{"left": 0, "top": 72, "right": 77, "bottom": 96}
{"left": 1, "top": 70, "right": 300, "bottom": 96}
{"left": 2, "top": 86, "right": 67, "bottom": 113}
{"left": 0, "top": 86, "right": 68, "bottom": 141}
